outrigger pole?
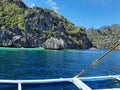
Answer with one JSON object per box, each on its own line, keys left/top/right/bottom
{"left": 74, "top": 41, "right": 120, "bottom": 78}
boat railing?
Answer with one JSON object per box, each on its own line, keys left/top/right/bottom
{"left": 0, "top": 75, "right": 120, "bottom": 90}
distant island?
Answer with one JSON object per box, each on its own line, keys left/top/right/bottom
{"left": 0, "top": 0, "right": 120, "bottom": 49}
{"left": 87, "top": 25, "right": 120, "bottom": 49}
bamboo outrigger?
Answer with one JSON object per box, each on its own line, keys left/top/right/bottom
{"left": 1, "top": 42, "right": 120, "bottom": 90}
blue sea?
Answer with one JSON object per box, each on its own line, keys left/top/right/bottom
{"left": 0, "top": 48, "right": 120, "bottom": 90}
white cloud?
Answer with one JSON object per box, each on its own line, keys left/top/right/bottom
{"left": 46, "top": 0, "right": 59, "bottom": 12}
{"left": 31, "top": 3, "right": 36, "bottom": 7}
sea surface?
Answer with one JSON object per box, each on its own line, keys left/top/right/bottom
{"left": 0, "top": 48, "right": 120, "bottom": 90}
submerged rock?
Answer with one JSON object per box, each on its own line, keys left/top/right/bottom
{"left": 43, "top": 37, "right": 64, "bottom": 50}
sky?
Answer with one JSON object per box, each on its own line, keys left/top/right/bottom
{"left": 22, "top": 0, "right": 120, "bottom": 29}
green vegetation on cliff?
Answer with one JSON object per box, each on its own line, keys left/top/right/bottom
{"left": 0, "top": 0, "right": 27, "bottom": 29}
{"left": 0, "top": 0, "right": 92, "bottom": 48}
{"left": 86, "top": 24, "right": 120, "bottom": 49}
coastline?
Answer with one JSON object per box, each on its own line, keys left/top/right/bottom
{"left": 0, "top": 47, "right": 44, "bottom": 51}
{"left": 0, "top": 47, "right": 119, "bottom": 51}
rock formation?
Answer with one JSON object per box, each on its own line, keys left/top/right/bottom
{"left": 43, "top": 37, "right": 64, "bottom": 49}
{"left": 0, "top": 0, "right": 92, "bottom": 49}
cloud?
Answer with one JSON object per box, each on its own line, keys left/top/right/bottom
{"left": 31, "top": 3, "right": 36, "bottom": 7}
{"left": 46, "top": 0, "right": 59, "bottom": 12}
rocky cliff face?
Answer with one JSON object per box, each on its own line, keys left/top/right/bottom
{"left": 86, "top": 24, "right": 120, "bottom": 49}
{"left": 43, "top": 37, "right": 64, "bottom": 49}
{"left": 0, "top": 25, "right": 92, "bottom": 49}
{"left": 0, "top": 0, "right": 92, "bottom": 49}
{"left": 0, "top": 25, "right": 37, "bottom": 47}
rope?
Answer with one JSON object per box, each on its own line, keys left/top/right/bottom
{"left": 74, "top": 42, "right": 120, "bottom": 78}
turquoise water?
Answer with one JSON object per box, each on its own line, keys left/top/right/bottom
{"left": 0, "top": 48, "right": 120, "bottom": 89}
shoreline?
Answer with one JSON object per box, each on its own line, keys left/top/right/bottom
{"left": 0, "top": 47, "right": 119, "bottom": 51}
